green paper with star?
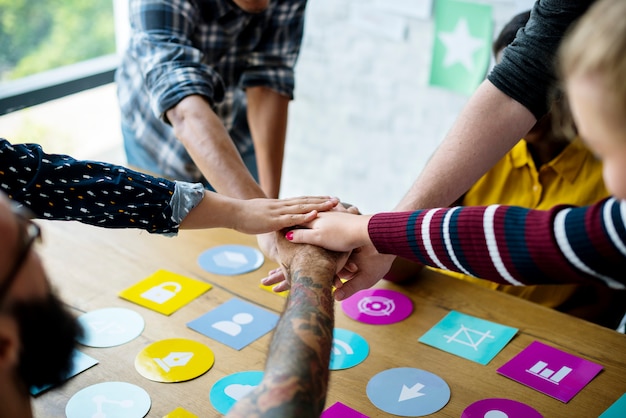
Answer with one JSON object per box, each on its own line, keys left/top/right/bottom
{"left": 429, "top": 0, "right": 493, "bottom": 95}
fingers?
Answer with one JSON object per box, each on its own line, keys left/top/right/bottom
{"left": 346, "top": 205, "right": 361, "bottom": 215}
{"left": 272, "top": 280, "right": 291, "bottom": 293}
{"left": 285, "top": 228, "right": 340, "bottom": 251}
{"left": 343, "top": 262, "right": 359, "bottom": 274}
{"left": 280, "top": 196, "right": 339, "bottom": 212}
{"left": 333, "top": 276, "right": 344, "bottom": 289}
{"left": 261, "top": 268, "right": 291, "bottom": 292}
{"left": 331, "top": 201, "right": 359, "bottom": 214}
{"left": 281, "top": 210, "right": 317, "bottom": 227}
{"left": 333, "top": 277, "right": 366, "bottom": 301}
{"left": 261, "top": 268, "right": 285, "bottom": 286}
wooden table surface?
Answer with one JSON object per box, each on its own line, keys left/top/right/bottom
{"left": 33, "top": 220, "right": 626, "bottom": 417}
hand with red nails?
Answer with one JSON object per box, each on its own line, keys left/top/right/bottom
{"left": 262, "top": 211, "right": 391, "bottom": 301}
{"left": 261, "top": 202, "right": 362, "bottom": 296}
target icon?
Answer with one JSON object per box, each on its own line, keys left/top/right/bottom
{"left": 357, "top": 296, "right": 396, "bottom": 316}
{"left": 342, "top": 289, "right": 413, "bottom": 325}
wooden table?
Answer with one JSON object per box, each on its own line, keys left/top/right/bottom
{"left": 33, "top": 220, "right": 626, "bottom": 417}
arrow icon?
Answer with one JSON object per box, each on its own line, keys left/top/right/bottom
{"left": 398, "top": 382, "right": 425, "bottom": 402}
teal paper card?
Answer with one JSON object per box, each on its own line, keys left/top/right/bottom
{"left": 600, "top": 393, "right": 626, "bottom": 418}
{"left": 419, "top": 311, "right": 517, "bottom": 365}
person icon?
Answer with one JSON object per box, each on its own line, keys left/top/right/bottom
{"left": 212, "top": 313, "right": 254, "bottom": 336}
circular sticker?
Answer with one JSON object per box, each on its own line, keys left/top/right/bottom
{"left": 135, "top": 338, "right": 215, "bottom": 382}
{"left": 65, "top": 381, "right": 151, "bottom": 418}
{"left": 367, "top": 368, "right": 450, "bottom": 416}
{"left": 462, "top": 398, "right": 543, "bottom": 418}
{"left": 77, "top": 307, "right": 145, "bottom": 348}
{"left": 210, "top": 371, "right": 264, "bottom": 414}
{"left": 198, "top": 245, "right": 264, "bottom": 275}
{"left": 329, "top": 328, "right": 369, "bottom": 370}
{"left": 341, "top": 289, "right": 413, "bottom": 325}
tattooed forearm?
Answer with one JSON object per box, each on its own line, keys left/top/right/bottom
{"left": 226, "top": 255, "right": 336, "bottom": 418}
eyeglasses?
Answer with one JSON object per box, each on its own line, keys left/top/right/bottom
{"left": 0, "top": 204, "right": 42, "bottom": 306}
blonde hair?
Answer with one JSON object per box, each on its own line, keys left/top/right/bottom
{"left": 559, "top": 0, "right": 626, "bottom": 121}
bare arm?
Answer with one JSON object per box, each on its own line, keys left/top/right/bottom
{"left": 166, "top": 95, "right": 266, "bottom": 200}
{"left": 226, "top": 236, "right": 340, "bottom": 418}
{"left": 179, "top": 192, "right": 339, "bottom": 234}
{"left": 395, "top": 80, "right": 536, "bottom": 210}
{"left": 247, "top": 86, "right": 290, "bottom": 199}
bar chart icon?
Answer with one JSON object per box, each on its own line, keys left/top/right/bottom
{"left": 498, "top": 341, "right": 603, "bottom": 403}
{"left": 526, "top": 361, "right": 572, "bottom": 384}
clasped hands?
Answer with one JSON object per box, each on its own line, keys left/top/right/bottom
{"left": 260, "top": 202, "right": 398, "bottom": 301}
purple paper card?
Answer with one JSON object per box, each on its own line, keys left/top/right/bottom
{"left": 341, "top": 289, "right": 413, "bottom": 325}
{"left": 497, "top": 341, "right": 603, "bottom": 403}
{"left": 462, "top": 398, "right": 542, "bottom": 417}
{"left": 321, "top": 402, "right": 368, "bottom": 418}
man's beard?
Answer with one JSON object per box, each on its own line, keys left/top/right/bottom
{"left": 12, "top": 292, "right": 83, "bottom": 389}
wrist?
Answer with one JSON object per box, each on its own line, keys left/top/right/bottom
{"left": 289, "top": 251, "right": 337, "bottom": 283}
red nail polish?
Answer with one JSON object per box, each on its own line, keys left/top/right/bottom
{"left": 285, "top": 231, "right": 294, "bottom": 241}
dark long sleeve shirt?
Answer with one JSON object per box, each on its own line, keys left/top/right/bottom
{"left": 0, "top": 139, "right": 203, "bottom": 234}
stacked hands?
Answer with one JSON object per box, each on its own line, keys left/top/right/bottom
{"left": 261, "top": 201, "right": 397, "bottom": 301}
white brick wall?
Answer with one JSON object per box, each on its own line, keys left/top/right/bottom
{"left": 281, "top": 0, "right": 535, "bottom": 213}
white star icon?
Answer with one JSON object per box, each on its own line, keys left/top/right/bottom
{"left": 437, "top": 18, "right": 485, "bottom": 72}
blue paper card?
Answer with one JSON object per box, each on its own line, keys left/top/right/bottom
{"left": 65, "top": 381, "right": 151, "bottom": 418}
{"left": 30, "top": 350, "right": 99, "bottom": 395}
{"left": 210, "top": 370, "right": 264, "bottom": 414}
{"left": 198, "top": 245, "right": 264, "bottom": 275}
{"left": 419, "top": 311, "right": 517, "bottom": 365}
{"left": 187, "top": 298, "right": 279, "bottom": 350}
{"left": 367, "top": 367, "right": 450, "bottom": 416}
{"left": 77, "top": 307, "right": 145, "bottom": 348}
{"left": 329, "top": 328, "right": 369, "bottom": 370}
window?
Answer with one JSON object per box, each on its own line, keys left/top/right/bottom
{"left": 0, "top": 0, "right": 128, "bottom": 115}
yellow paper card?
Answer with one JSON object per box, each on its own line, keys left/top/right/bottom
{"left": 259, "top": 283, "right": 288, "bottom": 298}
{"left": 135, "top": 338, "right": 215, "bottom": 383}
{"left": 163, "top": 406, "right": 199, "bottom": 418}
{"left": 119, "top": 270, "right": 212, "bottom": 315}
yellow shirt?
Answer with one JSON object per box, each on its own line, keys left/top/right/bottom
{"left": 432, "top": 138, "right": 612, "bottom": 317}
{"left": 462, "top": 137, "right": 608, "bottom": 208}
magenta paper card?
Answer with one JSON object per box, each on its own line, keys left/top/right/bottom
{"left": 341, "top": 289, "right": 413, "bottom": 325}
{"left": 321, "top": 402, "right": 368, "bottom": 418}
{"left": 462, "top": 398, "right": 542, "bottom": 417}
{"left": 497, "top": 341, "right": 603, "bottom": 403}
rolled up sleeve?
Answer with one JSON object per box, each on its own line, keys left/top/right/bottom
{"left": 487, "top": 0, "right": 593, "bottom": 119}
{"left": 239, "top": 1, "right": 306, "bottom": 99}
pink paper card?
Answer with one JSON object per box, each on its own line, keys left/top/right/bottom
{"left": 321, "top": 402, "right": 368, "bottom": 418}
{"left": 497, "top": 340, "right": 603, "bottom": 403}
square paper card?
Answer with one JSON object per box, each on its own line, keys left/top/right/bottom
{"left": 419, "top": 311, "right": 518, "bottom": 365}
{"left": 30, "top": 350, "right": 98, "bottom": 395}
{"left": 187, "top": 298, "right": 279, "bottom": 350}
{"left": 119, "top": 270, "right": 212, "bottom": 315}
{"left": 497, "top": 340, "right": 603, "bottom": 403}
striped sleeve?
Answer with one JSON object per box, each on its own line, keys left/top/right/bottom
{"left": 368, "top": 199, "right": 626, "bottom": 289}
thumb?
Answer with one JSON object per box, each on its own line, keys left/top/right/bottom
{"left": 286, "top": 229, "right": 351, "bottom": 252}
{"left": 285, "top": 228, "right": 321, "bottom": 246}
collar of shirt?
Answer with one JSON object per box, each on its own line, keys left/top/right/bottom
{"left": 509, "top": 137, "right": 588, "bottom": 185}
{"left": 214, "top": 0, "right": 240, "bottom": 17}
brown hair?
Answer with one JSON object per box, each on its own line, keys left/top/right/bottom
{"left": 558, "top": 0, "right": 626, "bottom": 124}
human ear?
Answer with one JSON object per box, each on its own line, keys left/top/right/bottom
{"left": 0, "top": 316, "right": 20, "bottom": 370}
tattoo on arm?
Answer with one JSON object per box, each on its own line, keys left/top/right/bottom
{"left": 226, "top": 267, "right": 335, "bottom": 418}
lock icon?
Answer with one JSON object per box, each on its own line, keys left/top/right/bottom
{"left": 140, "top": 281, "right": 182, "bottom": 304}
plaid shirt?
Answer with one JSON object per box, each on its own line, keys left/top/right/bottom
{"left": 116, "top": 0, "right": 307, "bottom": 182}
